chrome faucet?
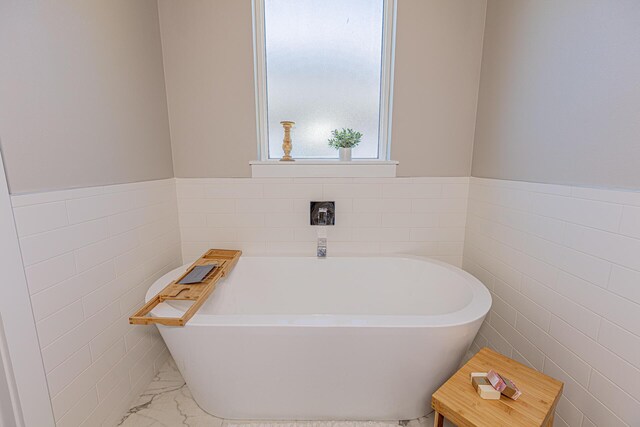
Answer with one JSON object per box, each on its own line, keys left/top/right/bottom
{"left": 310, "top": 202, "right": 334, "bottom": 258}
{"left": 317, "top": 237, "right": 327, "bottom": 258}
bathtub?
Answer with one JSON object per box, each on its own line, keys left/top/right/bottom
{"left": 146, "top": 255, "right": 491, "bottom": 420}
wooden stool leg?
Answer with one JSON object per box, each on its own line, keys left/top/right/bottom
{"left": 434, "top": 411, "right": 444, "bottom": 427}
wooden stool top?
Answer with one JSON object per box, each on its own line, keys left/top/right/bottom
{"left": 432, "top": 347, "right": 563, "bottom": 427}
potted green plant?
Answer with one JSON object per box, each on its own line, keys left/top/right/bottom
{"left": 328, "top": 128, "right": 363, "bottom": 161}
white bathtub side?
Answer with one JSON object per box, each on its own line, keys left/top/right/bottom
{"left": 157, "top": 316, "right": 485, "bottom": 420}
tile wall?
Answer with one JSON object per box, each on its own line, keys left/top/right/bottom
{"left": 12, "top": 174, "right": 640, "bottom": 427}
{"left": 175, "top": 177, "right": 470, "bottom": 266}
{"left": 464, "top": 177, "right": 640, "bottom": 427}
{"left": 11, "top": 179, "right": 182, "bottom": 427}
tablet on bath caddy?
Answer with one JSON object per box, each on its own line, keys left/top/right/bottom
{"left": 177, "top": 264, "right": 217, "bottom": 284}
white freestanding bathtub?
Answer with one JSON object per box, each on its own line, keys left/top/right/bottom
{"left": 146, "top": 255, "right": 491, "bottom": 420}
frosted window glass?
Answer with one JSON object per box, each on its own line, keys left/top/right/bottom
{"left": 264, "top": 0, "right": 384, "bottom": 159}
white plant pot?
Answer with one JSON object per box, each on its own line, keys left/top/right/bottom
{"left": 339, "top": 148, "right": 352, "bottom": 161}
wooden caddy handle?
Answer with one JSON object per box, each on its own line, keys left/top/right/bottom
{"left": 129, "top": 249, "right": 242, "bottom": 327}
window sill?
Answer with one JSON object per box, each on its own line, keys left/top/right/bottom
{"left": 250, "top": 160, "right": 398, "bottom": 178}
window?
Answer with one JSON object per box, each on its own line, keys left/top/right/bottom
{"left": 254, "top": 0, "right": 395, "bottom": 161}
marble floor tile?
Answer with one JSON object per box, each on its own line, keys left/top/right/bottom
{"left": 119, "top": 357, "right": 453, "bottom": 427}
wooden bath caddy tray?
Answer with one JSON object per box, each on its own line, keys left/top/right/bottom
{"left": 129, "top": 249, "right": 242, "bottom": 327}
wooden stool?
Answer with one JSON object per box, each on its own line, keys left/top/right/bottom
{"left": 431, "top": 347, "right": 563, "bottom": 427}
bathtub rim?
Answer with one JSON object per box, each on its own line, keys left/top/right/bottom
{"left": 145, "top": 254, "right": 491, "bottom": 328}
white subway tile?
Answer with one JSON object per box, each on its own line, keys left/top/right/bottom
{"left": 528, "top": 192, "right": 623, "bottom": 232}
{"left": 47, "top": 345, "right": 92, "bottom": 397}
{"left": 175, "top": 182, "right": 205, "bottom": 199}
{"left": 558, "top": 247, "right": 611, "bottom": 289}
{"left": 19, "top": 218, "right": 109, "bottom": 266}
{"left": 209, "top": 241, "right": 266, "bottom": 255}
{"left": 381, "top": 213, "right": 440, "bottom": 228}
{"left": 11, "top": 186, "right": 105, "bottom": 208}
{"left": 204, "top": 183, "right": 263, "bottom": 198}
{"left": 294, "top": 227, "right": 352, "bottom": 242}
{"left": 41, "top": 302, "right": 120, "bottom": 372}
{"left": 82, "top": 265, "right": 147, "bottom": 316}
{"left": 439, "top": 213, "right": 467, "bottom": 227}
{"left": 79, "top": 376, "right": 129, "bottom": 427}
{"left": 107, "top": 204, "right": 164, "bottom": 236}
{"left": 564, "top": 223, "right": 640, "bottom": 272}
{"left": 412, "top": 198, "right": 468, "bottom": 213}
{"left": 263, "top": 183, "right": 323, "bottom": 199}
{"left": 555, "top": 397, "right": 584, "bottom": 426}
{"left": 30, "top": 261, "right": 115, "bottom": 322}
{"left": 544, "top": 359, "right": 626, "bottom": 427}
{"left": 352, "top": 227, "right": 411, "bottom": 242}
{"left": 178, "top": 213, "right": 207, "bottom": 227}
{"left": 66, "top": 191, "right": 139, "bottom": 224}
{"left": 588, "top": 370, "right": 640, "bottom": 426}
{"left": 490, "top": 294, "right": 517, "bottom": 327}
{"left": 55, "top": 387, "right": 98, "bottom": 427}
{"left": 13, "top": 201, "right": 68, "bottom": 237}
{"left": 385, "top": 242, "right": 439, "bottom": 256}
{"left": 177, "top": 198, "right": 235, "bottom": 214}
{"left": 598, "top": 320, "right": 640, "bottom": 370}
{"left": 54, "top": 339, "right": 126, "bottom": 421}
{"left": 89, "top": 316, "right": 129, "bottom": 361}
{"left": 353, "top": 198, "right": 411, "bottom": 213}
{"left": 490, "top": 312, "right": 544, "bottom": 370}
{"left": 382, "top": 183, "right": 442, "bottom": 199}
{"left": 555, "top": 270, "right": 640, "bottom": 337}
{"left": 235, "top": 227, "right": 295, "bottom": 242}
{"left": 515, "top": 314, "right": 591, "bottom": 387}
{"left": 521, "top": 276, "right": 600, "bottom": 339}
{"left": 410, "top": 227, "right": 466, "bottom": 242}
{"left": 24, "top": 252, "right": 77, "bottom": 295}
{"left": 180, "top": 227, "right": 236, "bottom": 242}
{"left": 330, "top": 241, "right": 381, "bottom": 254}
{"left": 619, "top": 206, "right": 640, "bottom": 239}
{"left": 236, "top": 198, "right": 293, "bottom": 213}
{"left": 74, "top": 230, "right": 139, "bottom": 273}
{"left": 608, "top": 265, "right": 640, "bottom": 305}
{"left": 468, "top": 178, "right": 640, "bottom": 427}
{"left": 265, "top": 212, "right": 307, "bottom": 228}
{"left": 549, "top": 316, "right": 640, "bottom": 403}
{"left": 339, "top": 212, "right": 381, "bottom": 227}
{"left": 37, "top": 301, "right": 84, "bottom": 348}
{"left": 206, "top": 213, "right": 266, "bottom": 227}
{"left": 12, "top": 180, "right": 179, "bottom": 427}
{"left": 323, "top": 183, "right": 382, "bottom": 199}
{"left": 571, "top": 186, "right": 640, "bottom": 207}
{"left": 495, "top": 279, "right": 550, "bottom": 331}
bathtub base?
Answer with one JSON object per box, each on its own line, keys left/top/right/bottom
{"left": 159, "top": 321, "right": 482, "bottom": 420}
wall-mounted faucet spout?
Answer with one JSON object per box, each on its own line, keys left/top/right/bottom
{"left": 317, "top": 237, "right": 327, "bottom": 258}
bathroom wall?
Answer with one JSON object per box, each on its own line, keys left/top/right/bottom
{"left": 158, "top": 0, "right": 487, "bottom": 178}
{"left": 177, "top": 177, "right": 469, "bottom": 266}
{"left": 0, "top": 0, "right": 174, "bottom": 194}
{"left": 464, "top": 178, "right": 640, "bottom": 427}
{"left": 471, "top": 0, "right": 640, "bottom": 190}
{"left": 463, "top": 2, "right": 640, "bottom": 425}
{"left": 11, "top": 179, "right": 182, "bottom": 426}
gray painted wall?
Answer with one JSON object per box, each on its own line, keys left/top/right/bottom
{"left": 472, "top": 0, "right": 640, "bottom": 190}
{"left": 0, "top": 0, "right": 174, "bottom": 194}
{"left": 160, "top": 0, "right": 487, "bottom": 178}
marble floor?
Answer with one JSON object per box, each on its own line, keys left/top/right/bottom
{"left": 118, "top": 358, "right": 453, "bottom": 427}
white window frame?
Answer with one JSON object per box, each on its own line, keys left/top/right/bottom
{"left": 252, "top": 0, "right": 397, "bottom": 164}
